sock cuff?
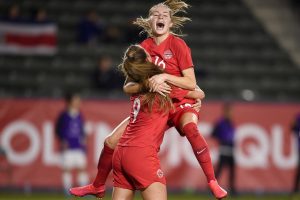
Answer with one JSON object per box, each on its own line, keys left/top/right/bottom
{"left": 182, "top": 122, "right": 198, "bottom": 133}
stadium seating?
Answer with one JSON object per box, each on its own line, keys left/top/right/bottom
{"left": 0, "top": 0, "right": 299, "bottom": 101}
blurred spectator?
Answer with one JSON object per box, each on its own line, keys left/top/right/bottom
{"left": 212, "top": 103, "right": 236, "bottom": 194}
{"left": 55, "top": 93, "right": 88, "bottom": 194}
{"left": 30, "top": 8, "right": 50, "bottom": 23}
{"left": 103, "top": 25, "right": 123, "bottom": 44}
{"left": 92, "top": 55, "right": 123, "bottom": 90}
{"left": 292, "top": 113, "right": 300, "bottom": 193}
{"left": 78, "top": 10, "right": 105, "bottom": 46}
{"left": 3, "top": 4, "right": 23, "bottom": 22}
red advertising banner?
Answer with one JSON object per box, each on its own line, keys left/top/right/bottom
{"left": 0, "top": 99, "right": 299, "bottom": 193}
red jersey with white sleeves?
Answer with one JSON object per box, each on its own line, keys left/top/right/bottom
{"left": 118, "top": 95, "right": 169, "bottom": 150}
{"left": 140, "top": 34, "right": 194, "bottom": 77}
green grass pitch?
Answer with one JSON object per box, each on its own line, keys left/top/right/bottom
{"left": 0, "top": 193, "right": 299, "bottom": 200}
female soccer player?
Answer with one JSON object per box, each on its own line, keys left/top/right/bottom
{"left": 113, "top": 44, "right": 204, "bottom": 200}
{"left": 70, "top": 0, "right": 227, "bottom": 199}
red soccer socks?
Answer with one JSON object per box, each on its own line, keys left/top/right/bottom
{"left": 93, "top": 144, "right": 114, "bottom": 187}
{"left": 182, "top": 122, "right": 216, "bottom": 182}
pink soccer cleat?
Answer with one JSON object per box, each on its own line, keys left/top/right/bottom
{"left": 208, "top": 180, "right": 228, "bottom": 199}
{"left": 69, "top": 184, "right": 105, "bottom": 198}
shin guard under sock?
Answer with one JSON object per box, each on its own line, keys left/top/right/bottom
{"left": 92, "top": 144, "right": 114, "bottom": 187}
{"left": 182, "top": 122, "right": 216, "bottom": 182}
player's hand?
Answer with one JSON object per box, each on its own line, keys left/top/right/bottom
{"left": 156, "top": 82, "right": 172, "bottom": 96}
{"left": 192, "top": 99, "right": 202, "bottom": 112}
{"left": 149, "top": 74, "right": 167, "bottom": 92}
{"left": 149, "top": 82, "right": 171, "bottom": 96}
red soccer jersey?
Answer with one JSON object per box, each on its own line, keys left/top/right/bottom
{"left": 169, "top": 86, "right": 191, "bottom": 108}
{"left": 118, "top": 95, "right": 169, "bottom": 150}
{"left": 140, "top": 34, "right": 194, "bottom": 77}
{"left": 169, "top": 86, "right": 189, "bottom": 101}
{"left": 118, "top": 86, "right": 189, "bottom": 150}
{"left": 140, "top": 34, "right": 195, "bottom": 106}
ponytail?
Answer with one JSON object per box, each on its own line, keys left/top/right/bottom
{"left": 119, "top": 45, "right": 173, "bottom": 112}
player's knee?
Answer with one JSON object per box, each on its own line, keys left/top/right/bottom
{"left": 181, "top": 122, "right": 199, "bottom": 137}
{"left": 176, "top": 122, "right": 198, "bottom": 137}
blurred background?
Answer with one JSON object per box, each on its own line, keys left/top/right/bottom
{"left": 0, "top": 0, "right": 300, "bottom": 199}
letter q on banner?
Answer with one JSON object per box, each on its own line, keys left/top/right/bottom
{"left": 1, "top": 120, "right": 40, "bottom": 165}
{"left": 235, "top": 124, "right": 269, "bottom": 168}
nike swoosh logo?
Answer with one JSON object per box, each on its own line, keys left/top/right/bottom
{"left": 196, "top": 148, "right": 206, "bottom": 155}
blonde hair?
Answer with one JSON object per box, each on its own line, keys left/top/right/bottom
{"left": 120, "top": 45, "right": 173, "bottom": 112}
{"left": 134, "top": 0, "right": 191, "bottom": 37}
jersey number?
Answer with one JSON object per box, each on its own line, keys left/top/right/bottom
{"left": 154, "top": 56, "right": 166, "bottom": 70}
{"left": 132, "top": 98, "right": 141, "bottom": 123}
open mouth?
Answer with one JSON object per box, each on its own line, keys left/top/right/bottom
{"left": 156, "top": 22, "right": 165, "bottom": 30}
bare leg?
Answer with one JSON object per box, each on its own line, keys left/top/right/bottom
{"left": 215, "top": 156, "right": 224, "bottom": 179}
{"left": 294, "top": 158, "right": 300, "bottom": 193}
{"left": 179, "top": 112, "right": 199, "bottom": 127}
{"left": 140, "top": 182, "right": 167, "bottom": 200}
{"left": 112, "top": 187, "right": 135, "bottom": 200}
{"left": 229, "top": 156, "right": 236, "bottom": 194}
{"left": 105, "top": 117, "right": 130, "bottom": 149}
{"left": 62, "top": 169, "right": 72, "bottom": 194}
{"left": 77, "top": 168, "right": 89, "bottom": 186}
